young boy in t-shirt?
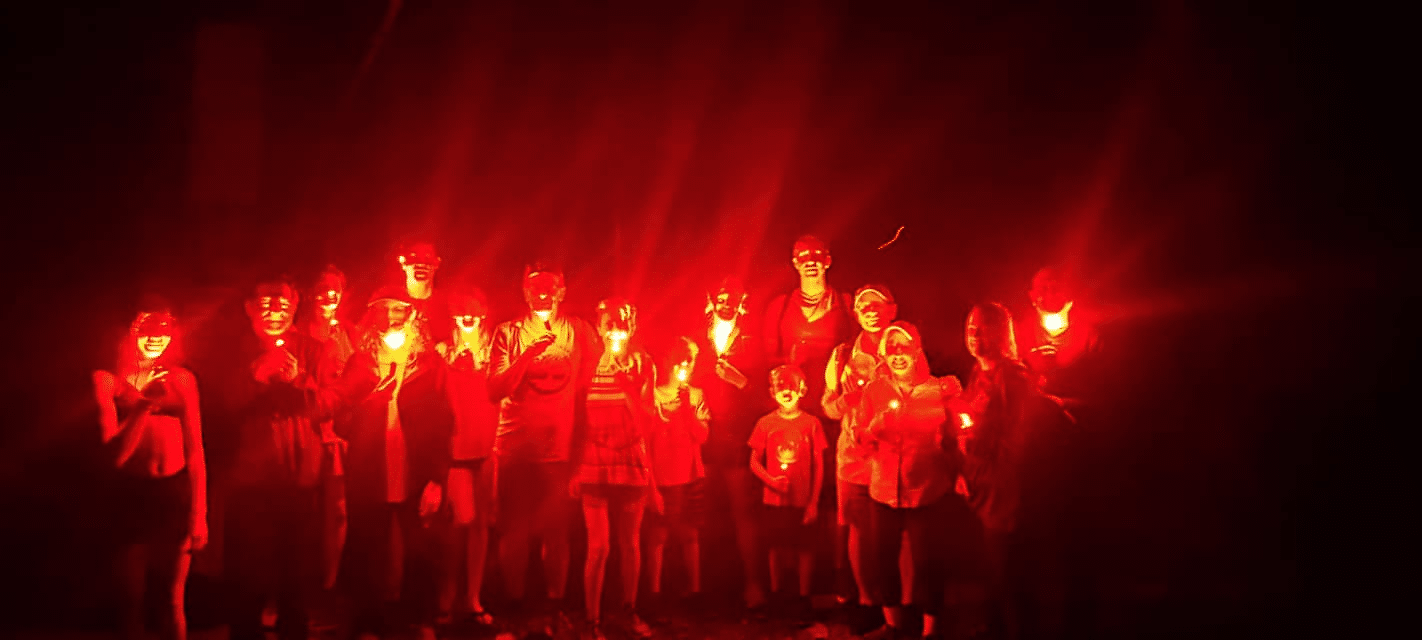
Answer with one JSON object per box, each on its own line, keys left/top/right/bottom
{"left": 748, "top": 365, "right": 828, "bottom": 610}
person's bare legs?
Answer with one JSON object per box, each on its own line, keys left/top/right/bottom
{"left": 674, "top": 524, "right": 701, "bottom": 595}
{"left": 848, "top": 524, "right": 871, "bottom": 605}
{"left": 900, "top": 532, "right": 914, "bottom": 606}
{"left": 646, "top": 523, "right": 669, "bottom": 597}
{"left": 797, "top": 549, "right": 814, "bottom": 598}
{"left": 581, "top": 493, "right": 611, "bottom": 622}
{"left": 613, "top": 494, "right": 646, "bottom": 609}
{"left": 116, "top": 543, "right": 147, "bottom": 640}
{"left": 157, "top": 540, "right": 192, "bottom": 640}
{"left": 467, "top": 523, "right": 490, "bottom": 614}
{"left": 726, "top": 470, "right": 765, "bottom": 606}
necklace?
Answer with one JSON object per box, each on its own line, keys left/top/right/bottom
{"left": 799, "top": 289, "right": 825, "bottom": 306}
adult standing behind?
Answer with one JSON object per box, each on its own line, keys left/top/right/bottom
{"left": 395, "top": 239, "right": 452, "bottom": 353}
{"left": 302, "top": 265, "right": 355, "bottom": 592}
{"left": 761, "top": 236, "right": 854, "bottom": 598}
{"left": 225, "top": 278, "right": 325, "bottom": 640}
{"left": 822, "top": 284, "right": 899, "bottom": 626}
{"left": 93, "top": 300, "right": 207, "bottom": 640}
{"left": 488, "top": 264, "right": 598, "bottom": 622}
{"left": 693, "top": 277, "right": 769, "bottom": 609}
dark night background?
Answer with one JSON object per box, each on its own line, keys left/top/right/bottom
{"left": 0, "top": 0, "right": 1409, "bottom": 637}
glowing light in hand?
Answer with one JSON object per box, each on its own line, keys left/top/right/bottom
{"left": 275, "top": 338, "right": 285, "bottom": 348}
{"left": 711, "top": 317, "right": 735, "bottom": 356}
{"left": 609, "top": 330, "right": 628, "bottom": 354}
{"left": 383, "top": 330, "right": 406, "bottom": 350}
{"left": 1042, "top": 313, "right": 1066, "bottom": 334}
{"left": 959, "top": 413, "right": 973, "bottom": 430}
{"left": 534, "top": 310, "right": 551, "bottom": 322}
{"left": 888, "top": 399, "right": 900, "bottom": 410}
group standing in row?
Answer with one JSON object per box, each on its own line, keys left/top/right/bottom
{"left": 95, "top": 234, "right": 1100, "bottom": 640}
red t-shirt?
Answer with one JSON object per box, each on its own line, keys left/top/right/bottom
{"left": 748, "top": 411, "right": 827, "bottom": 508}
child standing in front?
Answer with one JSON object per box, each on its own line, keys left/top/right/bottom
{"left": 647, "top": 337, "right": 710, "bottom": 613}
{"left": 748, "top": 365, "right": 827, "bottom": 616}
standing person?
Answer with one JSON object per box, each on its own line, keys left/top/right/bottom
{"left": 225, "top": 278, "right": 325, "bottom": 640}
{"left": 646, "top": 337, "right": 710, "bottom": 613}
{"left": 572, "top": 298, "right": 658, "bottom": 639}
{"left": 395, "top": 240, "right": 452, "bottom": 352}
{"left": 93, "top": 301, "right": 208, "bottom": 640}
{"left": 958, "top": 303, "right": 1076, "bottom": 640}
{"left": 321, "top": 286, "right": 453, "bottom": 640}
{"left": 303, "top": 265, "right": 355, "bottom": 593}
{"left": 488, "top": 264, "right": 598, "bottom": 624}
{"left": 694, "top": 277, "right": 769, "bottom": 610}
{"left": 748, "top": 365, "right": 827, "bottom": 618}
{"left": 436, "top": 284, "right": 500, "bottom": 632}
{"left": 859, "top": 322, "right": 965, "bottom": 640}
{"left": 1017, "top": 266, "right": 1101, "bottom": 407}
{"left": 823, "top": 284, "right": 904, "bottom": 626}
{"left": 761, "top": 236, "right": 854, "bottom": 597}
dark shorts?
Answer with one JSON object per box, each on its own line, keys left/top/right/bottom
{"left": 763, "top": 504, "right": 814, "bottom": 551}
{"left": 837, "top": 480, "right": 872, "bottom": 529}
{"left": 496, "top": 459, "right": 572, "bottom": 533}
{"left": 650, "top": 480, "right": 705, "bottom": 528}
{"left": 109, "top": 469, "right": 191, "bottom": 546}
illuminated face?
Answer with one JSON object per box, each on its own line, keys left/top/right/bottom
{"left": 251, "top": 293, "right": 295, "bottom": 336}
{"left": 770, "top": 369, "right": 807, "bottom": 409}
{"left": 454, "top": 314, "right": 484, "bottom": 335}
{"left": 884, "top": 330, "right": 917, "bottom": 375}
{"left": 314, "top": 275, "right": 343, "bottom": 319}
{"left": 523, "top": 271, "right": 565, "bottom": 317}
{"left": 399, "top": 243, "right": 440, "bottom": 284}
{"left": 965, "top": 310, "right": 984, "bottom": 358}
{"left": 132, "top": 312, "right": 173, "bottom": 360}
{"left": 596, "top": 305, "right": 635, "bottom": 354}
{"left": 854, "top": 295, "right": 895, "bottom": 333}
{"left": 673, "top": 360, "right": 693, "bottom": 385}
{"left": 377, "top": 301, "right": 413, "bottom": 332}
{"left": 792, "top": 248, "right": 830, "bottom": 279}
{"left": 1030, "top": 269, "right": 1070, "bottom": 314}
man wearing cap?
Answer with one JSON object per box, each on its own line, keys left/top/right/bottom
{"left": 225, "top": 277, "right": 325, "bottom": 640}
{"left": 822, "top": 284, "right": 900, "bottom": 626}
{"left": 1017, "top": 266, "right": 1102, "bottom": 409}
{"left": 488, "top": 264, "right": 599, "bottom": 619}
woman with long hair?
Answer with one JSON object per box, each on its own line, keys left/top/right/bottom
{"left": 571, "top": 298, "right": 659, "bottom": 639}
{"left": 92, "top": 298, "right": 207, "bottom": 640}
{"left": 321, "top": 286, "right": 453, "bottom": 640}
{"left": 957, "top": 302, "right": 1075, "bottom": 640}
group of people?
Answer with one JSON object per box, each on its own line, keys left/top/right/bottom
{"left": 94, "top": 234, "right": 1100, "bottom": 640}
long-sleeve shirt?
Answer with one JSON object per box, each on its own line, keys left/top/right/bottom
{"left": 326, "top": 351, "right": 454, "bottom": 504}
{"left": 860, "top": 376, "right": 962, "bottom": 509}
{"left": 228, "top": 331, "right": 324, "bottom": 490}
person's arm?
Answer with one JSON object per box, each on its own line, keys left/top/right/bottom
{"left": 821, "top": 346, "right": 846, "bottom": 419}
{"left": 323, "top": 356, "right": 381, "bottom": 440}
{"left": 748, "top": 445, "right": 779, "bottom": 489}
{"left": 761, "top": 294, "right": 785, "bottom": 365}
{"left": 805, "top": 421, "right": 826, "bottom": 523}
{"left": 94, "top": 370, "right": 159, "bottom": 468}
{"left": 487, "top": 322, "right": 555, "bottom": 401}
{"left": 174, "top": 370, "right": 208, "bottom": 550}
{"left": 687, "top": 388, "right": 710, "bottom": 445}
{"left": 859, "top": 387, "right": 895, "bottom": 443}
